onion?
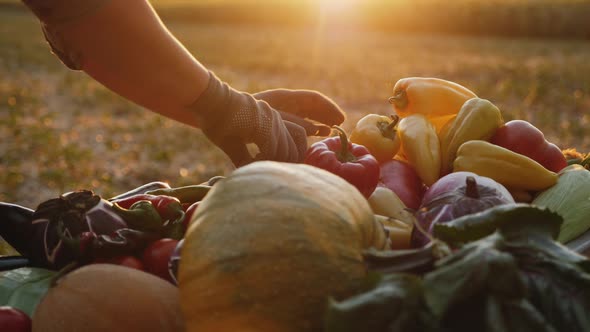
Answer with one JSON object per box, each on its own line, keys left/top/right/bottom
{"left": 411, "top": 171, "right": 515, "bottom": 247}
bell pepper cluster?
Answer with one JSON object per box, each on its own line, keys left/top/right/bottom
{"left": 303, "top": 76, "right": 570, "bottom": 252}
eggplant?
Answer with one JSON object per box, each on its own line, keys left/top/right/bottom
{"left": 30, "top": 190, "right": 128, "bottom": 270}
{"left": 0, "top": 202, "right": 35, "bottom": 257}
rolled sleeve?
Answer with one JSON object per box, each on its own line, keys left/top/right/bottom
{"left": 22, "top": 0, "right": 112, "bottom": 70}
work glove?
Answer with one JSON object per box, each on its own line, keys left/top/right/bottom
{"left": 190, "top": 71, "right": 345, "bottom": 166}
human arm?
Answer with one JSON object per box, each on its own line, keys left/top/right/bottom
{"left": 22, "top": 0, "right": 346, "bottom": 165}
{"left": 24, "top": 0, "right": 209, "bottom": 126}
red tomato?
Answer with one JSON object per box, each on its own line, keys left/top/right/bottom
{"left": 0, "top": 306, "right": 32, "bottom": 332}
{"left": 142, "top": 238, "right": 179, "bottom": 283}
{"left": 94, "top": 255, "right": 145, "bottom": 271}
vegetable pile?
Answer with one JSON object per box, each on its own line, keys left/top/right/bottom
{"left": 1, "top": 76, "right": 590, "bottom": 331}
{"left": 328, "top": 205, "right": 590, "bottom": 332}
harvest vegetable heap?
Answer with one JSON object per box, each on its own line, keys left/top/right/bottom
{"left": 2, "top": 77, "right": 590, "bottom": 332}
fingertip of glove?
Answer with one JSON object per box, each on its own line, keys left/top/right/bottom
{"left": 302, "top": 90, "right": 347, "bottom": 125}
{"left": 315, "top": 124, "right": 332, "bottom": 137}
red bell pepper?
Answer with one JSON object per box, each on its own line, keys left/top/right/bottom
{"left": 379, "top": 159, "right": 425, "bottom": 210}
{"left": 490, "top": 120, "right": 567, "bottom": 173}
{"left": 304, "top": 126, "right": 380, "bottom": 198}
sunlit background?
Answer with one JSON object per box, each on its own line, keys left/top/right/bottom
{"left": 1, "top": 0, "right": 589, "bottom": 212}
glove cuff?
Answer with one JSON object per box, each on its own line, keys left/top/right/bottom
{"left": 189, "top": 71, "right": 233, "bottom": 133}
{"left": 188, "top": 71, "right": 306, "bottom": 164}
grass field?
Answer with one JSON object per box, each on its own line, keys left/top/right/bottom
{"left": 1, "top": 6, "right": 590, "bottom": 211}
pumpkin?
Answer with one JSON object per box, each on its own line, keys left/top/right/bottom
{"left": 32, "top": 264, "right": 184, "bottom": 332}
{"left": 179, "top": 161, "right": 388, "bottom": 332}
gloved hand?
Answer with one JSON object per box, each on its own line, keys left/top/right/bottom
{"left": 190, "top": 72, "right": 345, "bottom": 166}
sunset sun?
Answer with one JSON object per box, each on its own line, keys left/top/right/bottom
{"left": 318, "top": 0, "right": 362, "bottom": 15}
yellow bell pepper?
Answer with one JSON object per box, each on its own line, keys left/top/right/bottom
{"left": 439, "top": 98, "right": 504, "bottom": 175}
{"left": 508, "top": 189, "right": 534, "bottom": 203}
{"left": 350, "top": 114, "right": 401, "bottom": 163}
{"left": 430, "top": 114, "right": 457, "bottom": 134}
{"left": 389, "top": 77, "right": 477, "bottom": 119}
{"left": 453, "top": 140, "right": 558, "bottom": 191}
{"left": 398, "top": 114, "right": 441, "bottom": 186}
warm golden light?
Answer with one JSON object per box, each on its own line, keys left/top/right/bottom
{"left": 318, "top": 0, "right": 362, "bottom": 15}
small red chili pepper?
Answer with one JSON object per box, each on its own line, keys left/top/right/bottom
{"left": 57, "top": 223, "right": 98, "bottom": 260}
{"left": 183, "top": 201, "right": 200, "bottom": 232}
{"left": 304, "top": 126, "right": 380, "bottom": 198}
{"left": 111, "top": 194, "right": 183, "bottom": 222}
{"left": 58, "top": 223, "right": 160, "bottom": 262}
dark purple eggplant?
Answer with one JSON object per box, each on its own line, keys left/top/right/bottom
{"left": 29, "top": 190, "right": 127, "bottom": 270}
{"left": 0, "top": 202, "right": 35, "bottom": 257}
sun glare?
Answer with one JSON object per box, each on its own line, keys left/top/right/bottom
{"left": 318, "top": 0, "right": 361, "bottom": 15}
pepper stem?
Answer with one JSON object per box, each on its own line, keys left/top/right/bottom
{"left": 163, "top": 210, "right": 186, "bottom": 240}
{"left": 465, "top": 176, "right": 480, "bottom": 199}
{"left": 386, "top": 115, "right": 400, "bottom": 131}
{"left": 332, "top": 126, "right": 357, "bottom": 163}
{"left": 388, "top": 90, "right": 408, "bottom": 110}
{"left": 378, "top": 115, "right": 400, "bottom": 140}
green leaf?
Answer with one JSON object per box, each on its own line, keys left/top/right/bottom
{"left": 324, "top": 274, "right": 435, "bottom": 332}
{"left": 423, "top": 235, "right": 526, "bottom": 319}
{"left": 514, "top": 252, "right": 590, "bottom": 331}
{"left": 433, "top": 203, "right": 562, "bottom": 247}
{"left": 0, "top": 267, "right": 55, "bottom": 316}
{"left": 485, "top": 296, "right": 558, "bottom": 332}
{"left": 502, "top": 227, "right": 590, "bottom": 272}
{"left": 362, "top": 242, "right": 442, "bottom": 276}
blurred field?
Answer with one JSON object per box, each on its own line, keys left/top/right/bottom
{"left": 1, "top": 5, "right": 590, "bottom": 211}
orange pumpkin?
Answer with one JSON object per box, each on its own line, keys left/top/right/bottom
{"left": 32, "top": 264, "right": 184, "bottom": 332}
